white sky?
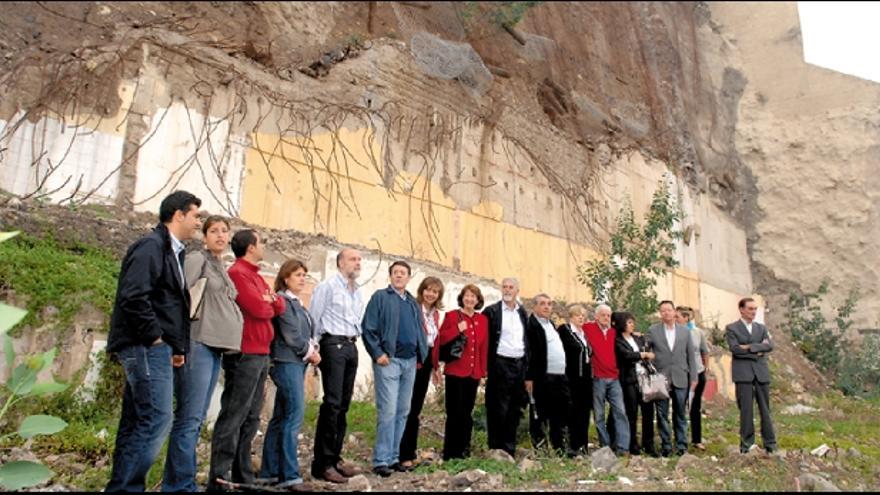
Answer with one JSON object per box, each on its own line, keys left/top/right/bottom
{"left": 797, "top": 2, "right": 880, "bottom": 83}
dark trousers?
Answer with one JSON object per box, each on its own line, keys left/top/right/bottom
{"left": 529, "top": 374, "right": 571, "bottom": 453}
{"left": 567, "top": 372, "right": 592, "bottom": 454}
{"left": 208, "top": 353, "right": 270, "bottom": 489}
{"left": 443, "top": 375, "right": 479, "bottom": 460}
{"left": 399, "top": 350, "right": 433, "bottom": 463}
{"left": 690, "top": 371, "right": 706, "bottom": 444}
{"left": 311, "top": 336, "right": 359, "bottom": 475}
{"left": 621, "top": 381, "right": 655, "bottom": 454}
{"left": 485, "top": 356, "right": 526, "bottom": 456}
{"left": 735, "top": 379, "right": 777, "bottom": 451}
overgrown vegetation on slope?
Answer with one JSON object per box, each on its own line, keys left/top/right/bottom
{"left": 0, "top": 234, "right": 118, "bottom": 336}
{"left": 782, "top": 281, "right": 880, "bottom": 398}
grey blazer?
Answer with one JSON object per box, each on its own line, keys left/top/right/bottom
{"left": 646, "top": 323, "right": 698, "bottom": 389}
{"left": 725, "top": 320, "right": 773, "bottom": 384}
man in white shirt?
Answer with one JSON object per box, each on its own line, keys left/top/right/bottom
{"left": 524, "top": 294, "right": 571, "bottom": 454}
{"left": 309, "top": 248, "right": 365, "bottom": 484}
{"left": 482, "top": 277, "right": 530, "bottom": 457}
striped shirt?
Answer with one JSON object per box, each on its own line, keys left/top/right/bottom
{"left": 310, "top": 272, "right": 364, "bottom": 338}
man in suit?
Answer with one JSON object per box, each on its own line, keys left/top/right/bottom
{"left": 725, "top": 297, "right": 777, "bottom": 454}
{"left": 482, "top": 277, "right": 530, "bottom": 457}
{"left": 646, "top": 300, "right": 697, "bottom": 457}
{"left": 524, "top": 294, "right": 571, "bottom": 454}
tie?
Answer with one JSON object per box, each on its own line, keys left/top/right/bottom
{"left": 177, "top": 249, "right": 186, "bottom": 286}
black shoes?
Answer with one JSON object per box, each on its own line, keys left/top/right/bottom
{"left": 390, "top": 462, "right": 410, "bottom": 472}
{"left": 372, "top": 465, "right": 393, "bottom": 477}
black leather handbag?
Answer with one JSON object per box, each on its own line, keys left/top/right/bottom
{"left": 439, "top": 311, "right": 468, "bottom": 362}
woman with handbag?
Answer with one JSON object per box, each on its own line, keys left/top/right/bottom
{"left": 437, "top": 284, "right": 489, "bottom": 460}
{"left": 399, "top": 277, "right": 445, "bottom": 470}
{"left": 163, "top": 216, "right": 244, "bottom": 492}
{"left": 260, "top": 259, "right": 321, "bottom": 488}
{"left": 612, "top": 311, "right": 657, "bottom": 456}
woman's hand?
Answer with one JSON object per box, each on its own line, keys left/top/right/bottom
{"left": 431, "top": 368, "right": 442, "bottom": 386}
{"left": 457, "top": 320, "right": 468, "bottom": 333}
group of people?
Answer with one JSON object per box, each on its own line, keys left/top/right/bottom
{"left": 104, "top": 190, "right": 778, "bottom": 492}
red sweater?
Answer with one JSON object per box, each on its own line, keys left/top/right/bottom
{"left": 228, "top": 258, "right": 285, "bottom": 355}
{"left": 437, "top": 309, "right": 488, "bottom": 380}
{"left": 584, "top": 321, "right": 618, "bottom": 379}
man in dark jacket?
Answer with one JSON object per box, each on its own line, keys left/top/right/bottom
{"left": 482, "top": 277, "right": 530, "bottom": 457}
{"left": 362, "top": 261, "right": 427, "bottom": 477}
{"left": 106, "top": 190, "right": 202, "bottom": 492}
{"left": 726, "top": 297, "right": 776, "bottom": 454}
{"left": 524, "top": 294, "right": 571, "bottom": 454}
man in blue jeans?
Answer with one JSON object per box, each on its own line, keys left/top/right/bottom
{"left": 362, "top": 261, "right": 428, "bottom": 477}
{"left": 105, "top": 190, "right": 202, "bottom": 492}
{"left": 583, "top": 304, "right": 630, "bottom": 456}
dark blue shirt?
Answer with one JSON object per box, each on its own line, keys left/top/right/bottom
{"left": 395, "top": 294, "right": 419, "bottom": 359}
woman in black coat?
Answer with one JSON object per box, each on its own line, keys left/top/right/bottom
{"left": 558, "top": 304, "right": 592, "bottom": 456}
{"left": 612, "top": 311, "right": 656, "bottom": 456}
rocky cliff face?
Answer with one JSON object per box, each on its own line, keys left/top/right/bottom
{"left": 1, "top": 2, "right": 876, "bottom": 329}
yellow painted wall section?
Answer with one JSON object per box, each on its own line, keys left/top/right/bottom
{"left": 699, "top": 282, "right": 746, "bottom": 331}
{"left": 673, "top": 269, "right": 702, "bottom": 310}
{"left": 241, "top": 127, "right": 754, "bottom": 318}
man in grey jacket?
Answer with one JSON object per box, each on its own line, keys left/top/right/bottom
{"left": 646, "top": 300, "right": 697, "bottom": 457}
{"left": 725, "top": 297, "right": 776, "bottom": 454}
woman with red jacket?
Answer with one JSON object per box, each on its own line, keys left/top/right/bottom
{"left": 438, "top": 284, "right": 489, "bottom": 460}
{"left": 399, "top": 277, "right": 445, "bottom": 469}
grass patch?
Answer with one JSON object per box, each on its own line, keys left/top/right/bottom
{"left": 0, "top": 233, "right": 118, "bottom": 335}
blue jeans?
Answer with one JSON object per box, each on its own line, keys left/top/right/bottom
{"left": 106, "top": 343, "right": 174, "bottom": 492}
{"left": 162, "top": 341, "right": 222, "bottom": 491}
{"left": 260, "top": 361, "right": 307, "bottom": 482}
{"left": 592, "top": 378, "right": 630, "bottom": 453}
{"left": 372, "top": 357, "right": 417, "bottom": 467}
{"left": 656, "top": 386, "right": 689, "bottom": 453}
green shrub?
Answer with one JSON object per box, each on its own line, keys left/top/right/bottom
{"left": 0, "top": 234, "right": 118, "bottom": 335}
{"left": 782, "top": 281, "right": 878, "bottom": 397}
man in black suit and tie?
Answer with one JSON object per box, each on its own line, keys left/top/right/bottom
{"left": 646, "top": 300, "right": 697, "bottom": 457}
{"left": 725, "top": 297, "right": 777, "bottom": 453}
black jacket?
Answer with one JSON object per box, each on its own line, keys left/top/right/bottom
{"left": 558, "top": 322, "right": 591, "bottom": 381}
{"left": 615, "top": 333, "right": 648, "bottom": 385}
{"left": 525, "top": 315, "right": 570, "bottom": 381}
{"left": 482, "top": 300, "right": 529, "bottom": 370}
{"left": 107, "top": 223, "right": 191, "bottom": 355}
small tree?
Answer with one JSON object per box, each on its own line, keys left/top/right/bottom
{"left": 577, "top": 179, "right": 683, "bottom": 329}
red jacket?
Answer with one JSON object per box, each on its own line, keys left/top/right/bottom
{"left": 437, "top": 309, "right": 488, "bottom": 380}
{"left": 584, "top": 321, "right": 618, "bottom": 380}
{"left": 228, "top": 258, "right": 285, "bottom": 355}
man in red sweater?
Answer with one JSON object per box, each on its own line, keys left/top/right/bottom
{"left": 583, "top": 304, "right": 630, "bottom": 456}
{"left": 208, "top": 230, "right": 285, "bottom": 491}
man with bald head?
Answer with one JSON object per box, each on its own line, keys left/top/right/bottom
{"left": 310, "top": 248, "right": 365, "bottom": 483}
{"left": 583, "top": 304, "right": 630, "bottom": 456}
